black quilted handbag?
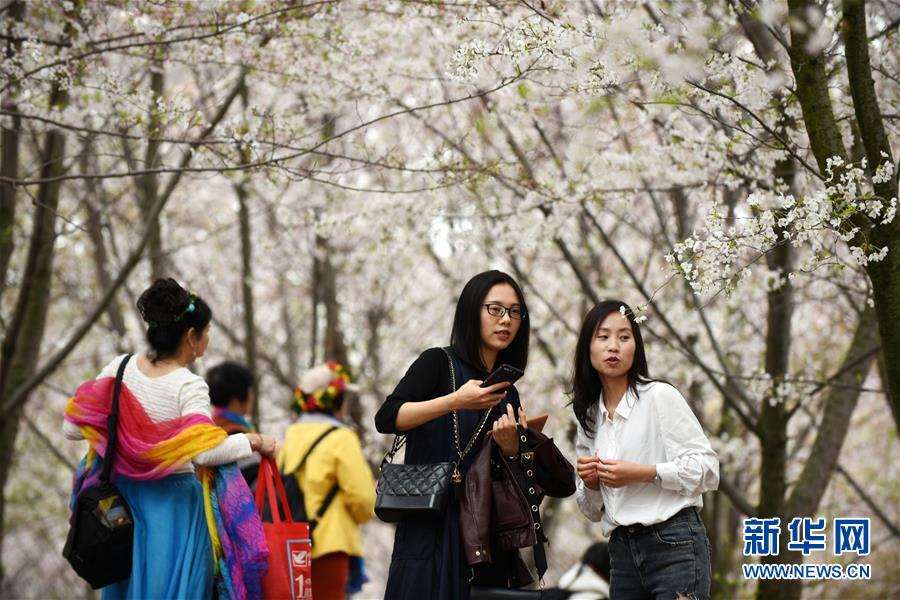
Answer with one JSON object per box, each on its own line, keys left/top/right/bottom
{"left": 374, "top": 460, "right": 455, "bottom": 522}
{"left": 375, "top": 348, "right": 491, "bottom": 523}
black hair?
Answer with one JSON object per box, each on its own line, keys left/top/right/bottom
{"left": 136, "top": 278, "right": 212, "bottom": 362}
{"left": 582, "top": 541, "right": 611, "bottom": 580}
{"left": 450, "top": 270, "right": 530, "bottom": 372}
{"left": 570, "top": 300, "right": 652, "bottom": 435}
{"left": 206, "top": 361, "right": 255, "bottom": 408}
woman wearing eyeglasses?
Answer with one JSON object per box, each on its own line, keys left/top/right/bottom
{"left": 375, "top": 270, "right": 532, "bottom": 600}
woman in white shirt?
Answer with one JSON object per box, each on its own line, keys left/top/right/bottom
{"left": 572, "top": 301, "right": 719, "bottom": 600}
{"left": 64, "top": 278, "right": 278, "bottom": 599}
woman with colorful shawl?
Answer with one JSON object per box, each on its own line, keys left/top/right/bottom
{"left": 63, "top": 278, "right": 279, "bottom": 600}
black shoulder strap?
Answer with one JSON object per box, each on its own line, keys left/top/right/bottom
{"left": 384, "top": 347, "right": 464, "bottom": 464}
{"left": 292, "top": 425, "right": 341, "bottom": 529}
{"left": 100, "top": 354, "right": 132, "bottom": 483}
{"left": 297, "top": 425, "right": 340, "bottom": 472}
{"left": 314, "top": 483, "right": 341, "bottom": 525}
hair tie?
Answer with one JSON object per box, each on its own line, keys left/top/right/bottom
{"left": 173, "top": 293, "right": 197, "bottom": 322}
{"left": 142, "top": 292, "right": 199, "bottom": 330}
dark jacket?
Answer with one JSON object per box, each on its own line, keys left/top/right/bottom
{"left": 460, "top": 427, "right": 576, "bottom": 568}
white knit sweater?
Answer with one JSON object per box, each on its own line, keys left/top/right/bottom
{"left": 63, "top": 354, "right": 251, "bottom": 473}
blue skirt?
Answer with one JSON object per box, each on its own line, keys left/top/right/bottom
{"left": 102, "top": 473, "right": 213, "bottom": 600}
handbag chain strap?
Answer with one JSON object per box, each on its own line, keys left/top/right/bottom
{"left": 382, "top": 348, "right": 493, "bottom": 484}
{"left": 446, "top": 348, "right": 492, "bottom": 483}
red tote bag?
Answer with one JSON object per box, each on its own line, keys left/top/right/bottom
{"left": 256, "top": 457, "right": 313, "bottom": 600}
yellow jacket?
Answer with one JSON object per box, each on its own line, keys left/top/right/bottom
{"left": 276, "top": 419, "right": 375, "bottom": 559}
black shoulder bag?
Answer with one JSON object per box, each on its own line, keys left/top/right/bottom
{"left": 62, "top": 354, "right": 135, "bottom": 589}
{"left": 375, "top": 348, "right": 493, "bottom": 522}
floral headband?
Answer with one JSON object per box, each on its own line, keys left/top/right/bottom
{"left": 292, "top": 361, "right": 352, "bottom": 414}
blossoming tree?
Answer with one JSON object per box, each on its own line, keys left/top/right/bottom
{"left": 0, "top": 1, "right": 896, "bottom": 598}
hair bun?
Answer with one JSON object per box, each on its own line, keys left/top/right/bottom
{"left": 137, "top": 278, "right": 191, "bottom": 326}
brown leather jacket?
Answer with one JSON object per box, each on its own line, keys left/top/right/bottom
{"left": 460, "top": 427, "right": 575, "bottom": 570}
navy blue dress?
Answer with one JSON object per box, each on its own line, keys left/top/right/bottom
{"left": 374, "top": 347, "right": 521, "bottom": 600}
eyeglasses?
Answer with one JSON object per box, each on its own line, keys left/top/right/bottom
{"left": 483, "top": 303, "right": 524, "bottom": 320}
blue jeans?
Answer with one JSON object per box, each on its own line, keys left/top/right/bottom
{"left": 608, "top": 507, "right": 712, "bottom": 600}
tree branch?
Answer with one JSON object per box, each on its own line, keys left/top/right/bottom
{"left": 784, "top": 305, "right": 880, "bottom": 518}
{"left": 785, "top": 0, "right": 849, "bottom": 171}
{"left": 835, "top": 464, "right": 900, "bottom": 537}
{"left": 582, "top": 205, "right": 761, "bottom": 435}
{"left": 842, "top": 0, "right": 895, "bottom": 202}
{"left": 0, "top": 69, "right": 247, "bottom": 419}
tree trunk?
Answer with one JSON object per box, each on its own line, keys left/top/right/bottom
{"left": 785, "top": 0, "right": 848, "bottom": 170}
{"left": 309, "top": 236, "right": 321, "bottom": 368}
{"left": 0, "top": 100, "right": 17, "bottom": 304}
{"left": 709, "top": 397, "right": 744, "bottom": 600}
{"left": 784, "top": 306, "right": 879, "bottom": 518}
{"left": 234, "top": 79, "right": 259, "bottom": 427}
{"left": 365, "top": 304, "right": 388, "bottom": 406}
{"left": 318, "top": 238, "right": 360, "bottom": 430}
{"left": 842, "top": 0, "right": 900, "bottom": 427}
{"left": 137, "top": 62, "right": 167, "bottom": 279}
{"left": 755, "top": 305, "right": 879, "bottom": 600}
{"left": 863, "top": 277, "right": 900, "bottom": 422}
{"left": 0, "top": 81, "right": 67, "bottom": 584}
{"left": 321, "top": 245, "right": 348, "bottom": 368}
{"left": 81, "top": 140, "right": 127, "bottom": 344}
{"left": 787, "top": 0, "right": 898, "bottom": 428}
{"left": 0, "top": 1, "right": 24, "bottom": 304}
{"left": 266, "top": 204, "right": 299, "bottom": 384}
{"left": 755, "top": 158, "right": 798, "bottom": 600}
{"left": 85, "top": 197, "right": 128, "bottom": 341}
{"left": 877, "top": 349, "right": 897, "bottom": 426}
{"left": 237, "top": 172, "right": 258, "bottom": 428}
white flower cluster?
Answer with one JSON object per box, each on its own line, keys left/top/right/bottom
{"left": 446, "top": 16, "right": 579, "bottom": 86}
{"left": 619, "top": 303, "right": 649, "bottom": 324}
{"left": 132, "top": 13, "right": 166, "bottom": 38}
{"left": 871, "top": 151, "right": 896, "bottom": 185}
{"left": 668, "top": 156, "right": 898, "bottom": 295}
{"left": 446, "top": 39, "right": 490, "bottom": 82}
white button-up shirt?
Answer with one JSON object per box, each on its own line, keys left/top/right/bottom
{"left": 575, "top": 381, "right": 719, "bottom": 536}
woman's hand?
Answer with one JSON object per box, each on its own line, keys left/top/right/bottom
{"left": 248, "top": 433, "right": 279, "bottom": 457}
{"left": 492, "top": 403, "right": 526, "bottom": 456}
{"left": 395, "top": 379, "right": 509, "bottom": 432}
{"left": 451, "top": 379, "right": 509, "bottom": 411}
{"left": 577, "top": 455, "right": 602, "bottom": 490}
{"left": 596, "top": 458, "right": 655, "bottom": 488}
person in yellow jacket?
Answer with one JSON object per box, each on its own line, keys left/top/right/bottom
{"left": 277, "top": 361, "right": 376, "bottom": 600}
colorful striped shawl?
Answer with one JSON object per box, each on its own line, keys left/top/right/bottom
{"left": 65, "top": 376, "right": 268, "bottom": 600}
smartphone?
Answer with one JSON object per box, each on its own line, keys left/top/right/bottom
{"left": 480, "top": 364, "right": 524, "bottom": 388}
